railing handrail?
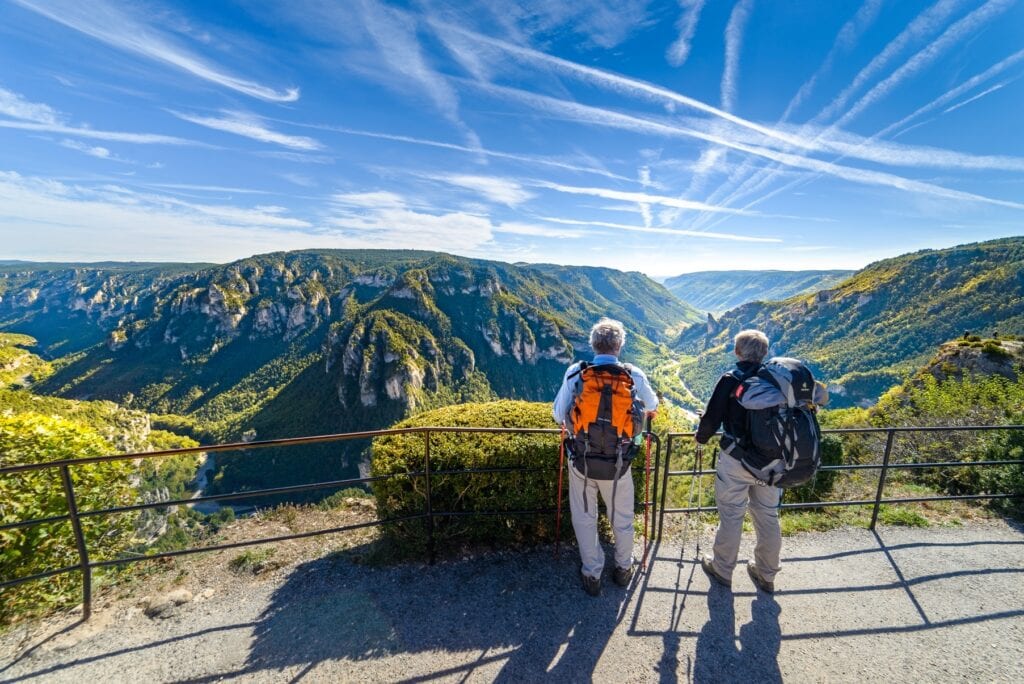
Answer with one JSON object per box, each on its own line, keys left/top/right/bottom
{"left": 0, "top": 425, "right": 564, "bottom": 475}
{"left": 4, "top": 422, "right": 1023, "bottom": 623}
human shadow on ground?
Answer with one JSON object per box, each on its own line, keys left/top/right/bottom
{"left": 235, "top": 543, "right": 637, "bottom": 682}
{"left": 692, "top": 588, "right": 781, "bottom": 684}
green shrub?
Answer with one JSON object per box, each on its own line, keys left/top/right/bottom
{"left": 981, "top": 340, "right": 1010, "bottom": 358}
{"left": 372, "top": 401, "right": 615, "bottom": 553}
{"left": 0, "top": 413, "right": 136, "bottom": 624}
{"left": 317, "top": 487, "right": 372, "bottom": 510}
{"left": 228, "top": 547, "right": 280, "bottom": 574}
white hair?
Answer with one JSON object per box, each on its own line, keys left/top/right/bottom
{"left": 734, "top": 329, "right": 769, "bottom": 363}
{"left": 590, "top": 318, "right": 626, "bottom": 355}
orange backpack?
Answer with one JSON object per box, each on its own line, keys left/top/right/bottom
{"left": 567, "top": 362, "right": 645, "bottom": 479}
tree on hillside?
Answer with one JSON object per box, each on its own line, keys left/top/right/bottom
{"left": 0, "top": 414, "right": 137, "bottom": 623}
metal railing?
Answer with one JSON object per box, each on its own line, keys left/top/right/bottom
{"left": 0, "top": 426, "right": 664, "bottom": 619}
{"left": 657, "top": 425, "right": 1024, "bottom": 539}
{"left": 3, "top": 423, "right": 1023, "bottom": 622}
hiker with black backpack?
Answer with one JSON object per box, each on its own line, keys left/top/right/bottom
{"left": 553, "top": 318, "right": 658, "bottom": 596}
{"left": 696, "top": 330, "right": 828, "bottom": 594}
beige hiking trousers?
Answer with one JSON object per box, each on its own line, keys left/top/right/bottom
{"left": 709, "top": 450, "right": 782, "bottom": 582}
{"left": 568, "top": 464, "right": 635, "bottom": 579}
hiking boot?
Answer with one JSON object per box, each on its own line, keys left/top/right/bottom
{"left": 581, "top": 572, "right": 601, "bottom": 597}
{"left": 747, "top": 562, "right": 775, "bottom": 594}
{"left": 700, "top": 556, "right": 732, "bottom": 589}
{"left": 613, "top": 564, "right": 633, "bottom": 587}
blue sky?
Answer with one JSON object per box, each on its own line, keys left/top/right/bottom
{"left": 1, "top": 0, "right": 1022, "bottom": 277}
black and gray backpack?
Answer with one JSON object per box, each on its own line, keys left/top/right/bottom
{"left": 726, "top": 357, "right": 824, "bottom": 488}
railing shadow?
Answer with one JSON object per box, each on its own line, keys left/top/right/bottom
{"left": 236, "top": 544, "right": 640, "bottom": 682}
{"left": 629, "top": 527, "right": 1023, "bottom": 683}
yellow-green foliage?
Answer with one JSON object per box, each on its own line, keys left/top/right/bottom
{"left": 371, "top": 401, "right": 561, "bottom": 551}
{"left": 0, "top": 413, "right": 137, "bottom": 624}
{"left": 0, "top": 333, "right": 52, "bottom": 388}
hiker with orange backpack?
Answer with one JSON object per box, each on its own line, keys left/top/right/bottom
{"left": 552, "top": 318, "right": 658, "bottom": 596}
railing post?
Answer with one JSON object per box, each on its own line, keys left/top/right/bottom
{"left": 869, "top": 430, "right": 896, "bottom": 531}
{"left": 423, "top": 431, "right": 435, "bottom": 565}
{"left": 59, "top": 465, "right": 91, "bottom": 620}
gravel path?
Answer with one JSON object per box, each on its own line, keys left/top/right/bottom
{"left": 2, "top": 521, "right": 1022, "bottom": 683}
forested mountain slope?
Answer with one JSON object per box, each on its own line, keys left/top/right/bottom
{"left": 0, "top": 250, "right": 697, "bottom": 491}
{"left": 664, "top": 270, "right": 853, "bottom": 314}
{"left": 674, "top": 238, "right": 1024, "bottom": 407}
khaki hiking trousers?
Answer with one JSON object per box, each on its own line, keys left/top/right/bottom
{"left": 709, "top": 451, "right": 782, "bottom": 582}
{"left": 568, "top": 464, "right": 635, "bottom": 580}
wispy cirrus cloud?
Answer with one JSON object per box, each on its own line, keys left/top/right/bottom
{"left": 816, "top": 0, "right": 968, "bottom": 124}
{"left": 271, "top": 120, "right": 635, "bottom": 182}
{"left": 431, "top": 21, "right": 808, "bottom": 149}
{"left": 942, "top": 82, "right": 1010, "bottom": 114}
{"left": 698, "top": 0, "right": 1013, "bottom": 225}
{"left": 666, "top": 0, "right": 706, "bottom": 67}
{"left": 60, "top": 139, "right": 125, "bottom": 162}
{"left": 171, "top": 110, "right": 323, "bottom": 151}
{"left": 721, "top": 0, "right": 754, "bottom": 113}
{"left": 474, "top": 80, "right": 1024, "bottom": 204}
{"left": 878, "top": 48, "right": 1024, "bottom": 138}
{"left": 352, "top": 0, "right": 480, "bottom": 150}
{"left": 0, "top": 119, "right": 200, "bottom": 146}
{"left": 0, "top": 85, "right": 198, "bottom": 146}
{"left": 534, "top": 181, "right": 755, "bottom": 216}
{"left": 10, "top": 0, "right": 298, "bottom": 102}
{"left": 834, "top": 0, "right": 1015, "bottom": 128}
{"left": 0, "top": 86, "right": 65, "bottom": 124}
{"left": 430, "top": 174, "right": 534, "bottom": 207}
{"left": 0, "top": 171, "right": 317, "bottom": 262}
{"left": 781, "top": 0, "right": 884, "bottom": 121}
{"left": 539, "top": 216, "right": 781, "bottom": 242}
{"left": 328, "top": 188, "right": 577, "bottom": 251}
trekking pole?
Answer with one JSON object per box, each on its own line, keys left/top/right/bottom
{"left": 694, "top": 409, "right": 705, "bottom": 560}
{"left": 554, "top": 422, "right": 567, "bottom": 559}
{"left": 694, "top": 440, "right": 704, "bottom": 559}
{"left": 642, "top": 413, "right": 654, "bottom": 570}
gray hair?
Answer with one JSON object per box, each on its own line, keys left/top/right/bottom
{"left": 590, "top": 317, "right": 626, "bottom": 355}
{"left": 734, "top": 329, "right": 769, "bottom": 363}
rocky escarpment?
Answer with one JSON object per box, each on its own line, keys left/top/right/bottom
{"left": 916, "top": 338, "right": 1024, "bottom": 385}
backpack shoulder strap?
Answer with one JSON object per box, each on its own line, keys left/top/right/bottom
{"left": 566, "top": 360, "right": 589, "bottom": 381}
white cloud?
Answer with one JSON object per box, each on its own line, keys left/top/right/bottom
{"left": 431, "top": 174, "right": 534, "bottom": 207}
{"left": 535, "top": 181, "right": 755, "bottom": 216}
{"left": 540, "top": 216, "right": 781, "bottom": 242}
{"left": 171, "top": 110, "right": 323, "bottom": 151}
{"left": 666, "top": 0, "right": 706, "bottom": 67}
{"left": 721, "top": 0, "right": 754, "bottom": 113}
{"left": 328, "top": 206, "right": 495, "bottom": 251}
{"left": 60, "top": 139, "right": 115, "bottom": 160}
{"left": 282, "top": 122, "right": 635, "bottom": 181}
{"left": 0, "top": 171, "right": 317, "bottom": 262}
{"left": 0, "top": 119, "right": 200, "bottom": 146}
{"left": 434, "top": 22, "right": 809, "bottom": 149}
{"left": 352, "top": 0, "right": 479, "bottom": 150}
{"left": 477, "top": 87, "right": 1024, "bottom": 210}
{"left": 942, "top": 82, "right": 1009, "bottom": 114}
{"left": 11, "top": 0, "right": 298, "bottom": 102}
{"left": 817, "top": 0, "right": 967, "bottom": 124}
{"left": 331, "top": 191, "right": 409, "bottom": 210}
{"left": 781, "top": 0, "right": 884, "bottom": 121}
{"left": 493, "top": 222, "right": 585, "bottom": 239}
{"left": 0, "top": 86, "right": 64, "bottom": 124}
{"left": 834, "top": 0, "right": 1015, "bottom": 128}
{"left": 878, "top": 48, "right": 1024, "bottom": 137}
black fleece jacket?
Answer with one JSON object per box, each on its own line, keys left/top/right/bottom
{"left": 694, "top": 360, "right": 761, "bottom": 444}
